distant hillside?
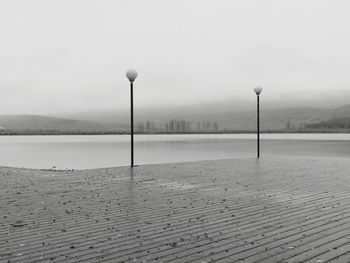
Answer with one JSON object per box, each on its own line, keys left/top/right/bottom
{"left": 331, "top": 104, "right": 350, "bottom": 117}
{"left": 57, "top": 104, "right": 350, "bottom": 132}
{"left": 0, "top": 115, "right": 118, "bottom": 134}
{"left": 0, "top": 103, "right": 342, "bottom": 134}
{"left": 188, "top": 104, "right": 350, "bottom": 131}
{"left": 305, "top": 117, "right": 350, "bottom": 130}
{"left": 300, "top": 105, "right": 350, "bottom": 131}
{"left": 181, "top": 107, "right": 333, "bottom": 131}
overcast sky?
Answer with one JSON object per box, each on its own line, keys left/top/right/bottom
{"left": 1, "top": 0, "right": 350, "bottom": 114}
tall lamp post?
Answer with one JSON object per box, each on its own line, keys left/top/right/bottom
{"left": 126, "top": 69, "right": 138, "bottom": 167}
{"left": 254, "top": 87, "right": 263, "bottom": 158}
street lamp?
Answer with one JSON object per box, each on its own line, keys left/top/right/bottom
{"left": 254, "top": 87, "right": 263, "bottom": 158}
{"left": 126, "top": 69, "right": 138, "bottom": 167}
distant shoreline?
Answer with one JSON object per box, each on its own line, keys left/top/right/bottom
{"left": 0, "top": 130, "right": 349, "bottom": 136}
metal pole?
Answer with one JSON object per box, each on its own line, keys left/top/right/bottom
{"left": 130, "top": 82, "right": 134, "bottom": 167}
{"left": 257, "top": 95, "right": 260, "bottom": 158}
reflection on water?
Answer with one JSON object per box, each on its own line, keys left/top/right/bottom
{"left": 0, "top": 134, "right": 349, "bottom": 169}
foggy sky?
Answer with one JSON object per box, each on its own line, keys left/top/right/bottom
{"left": 1, "top": 0, "right": 350, "bottom": 114}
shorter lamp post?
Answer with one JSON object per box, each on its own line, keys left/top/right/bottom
{"left": 254, "top": 87, "right": 263, "bottom": 158}
{"left": 126, "top": 69, "right": 138, "bottom": 167}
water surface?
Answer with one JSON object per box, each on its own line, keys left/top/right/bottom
{"left": 0, "top": 134, "right": 349, "bottom": 169}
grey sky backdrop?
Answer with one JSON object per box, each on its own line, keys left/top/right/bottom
{"left": 1, "top": 0, "right": 350, "bottom": 114}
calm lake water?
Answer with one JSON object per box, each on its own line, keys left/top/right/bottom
{"left": 0, "top": 134, "right": 349, "bottom": 169}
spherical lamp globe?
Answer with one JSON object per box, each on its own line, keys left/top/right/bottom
{"left": 126, "top": 69, "right": 138, "bottom": 82}
{"left": 254, "top": 86, "right": 263, "bottom": 95}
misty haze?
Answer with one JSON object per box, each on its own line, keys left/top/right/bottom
{"left": 1, "top": 1, "right": 350, "bottom": 263}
